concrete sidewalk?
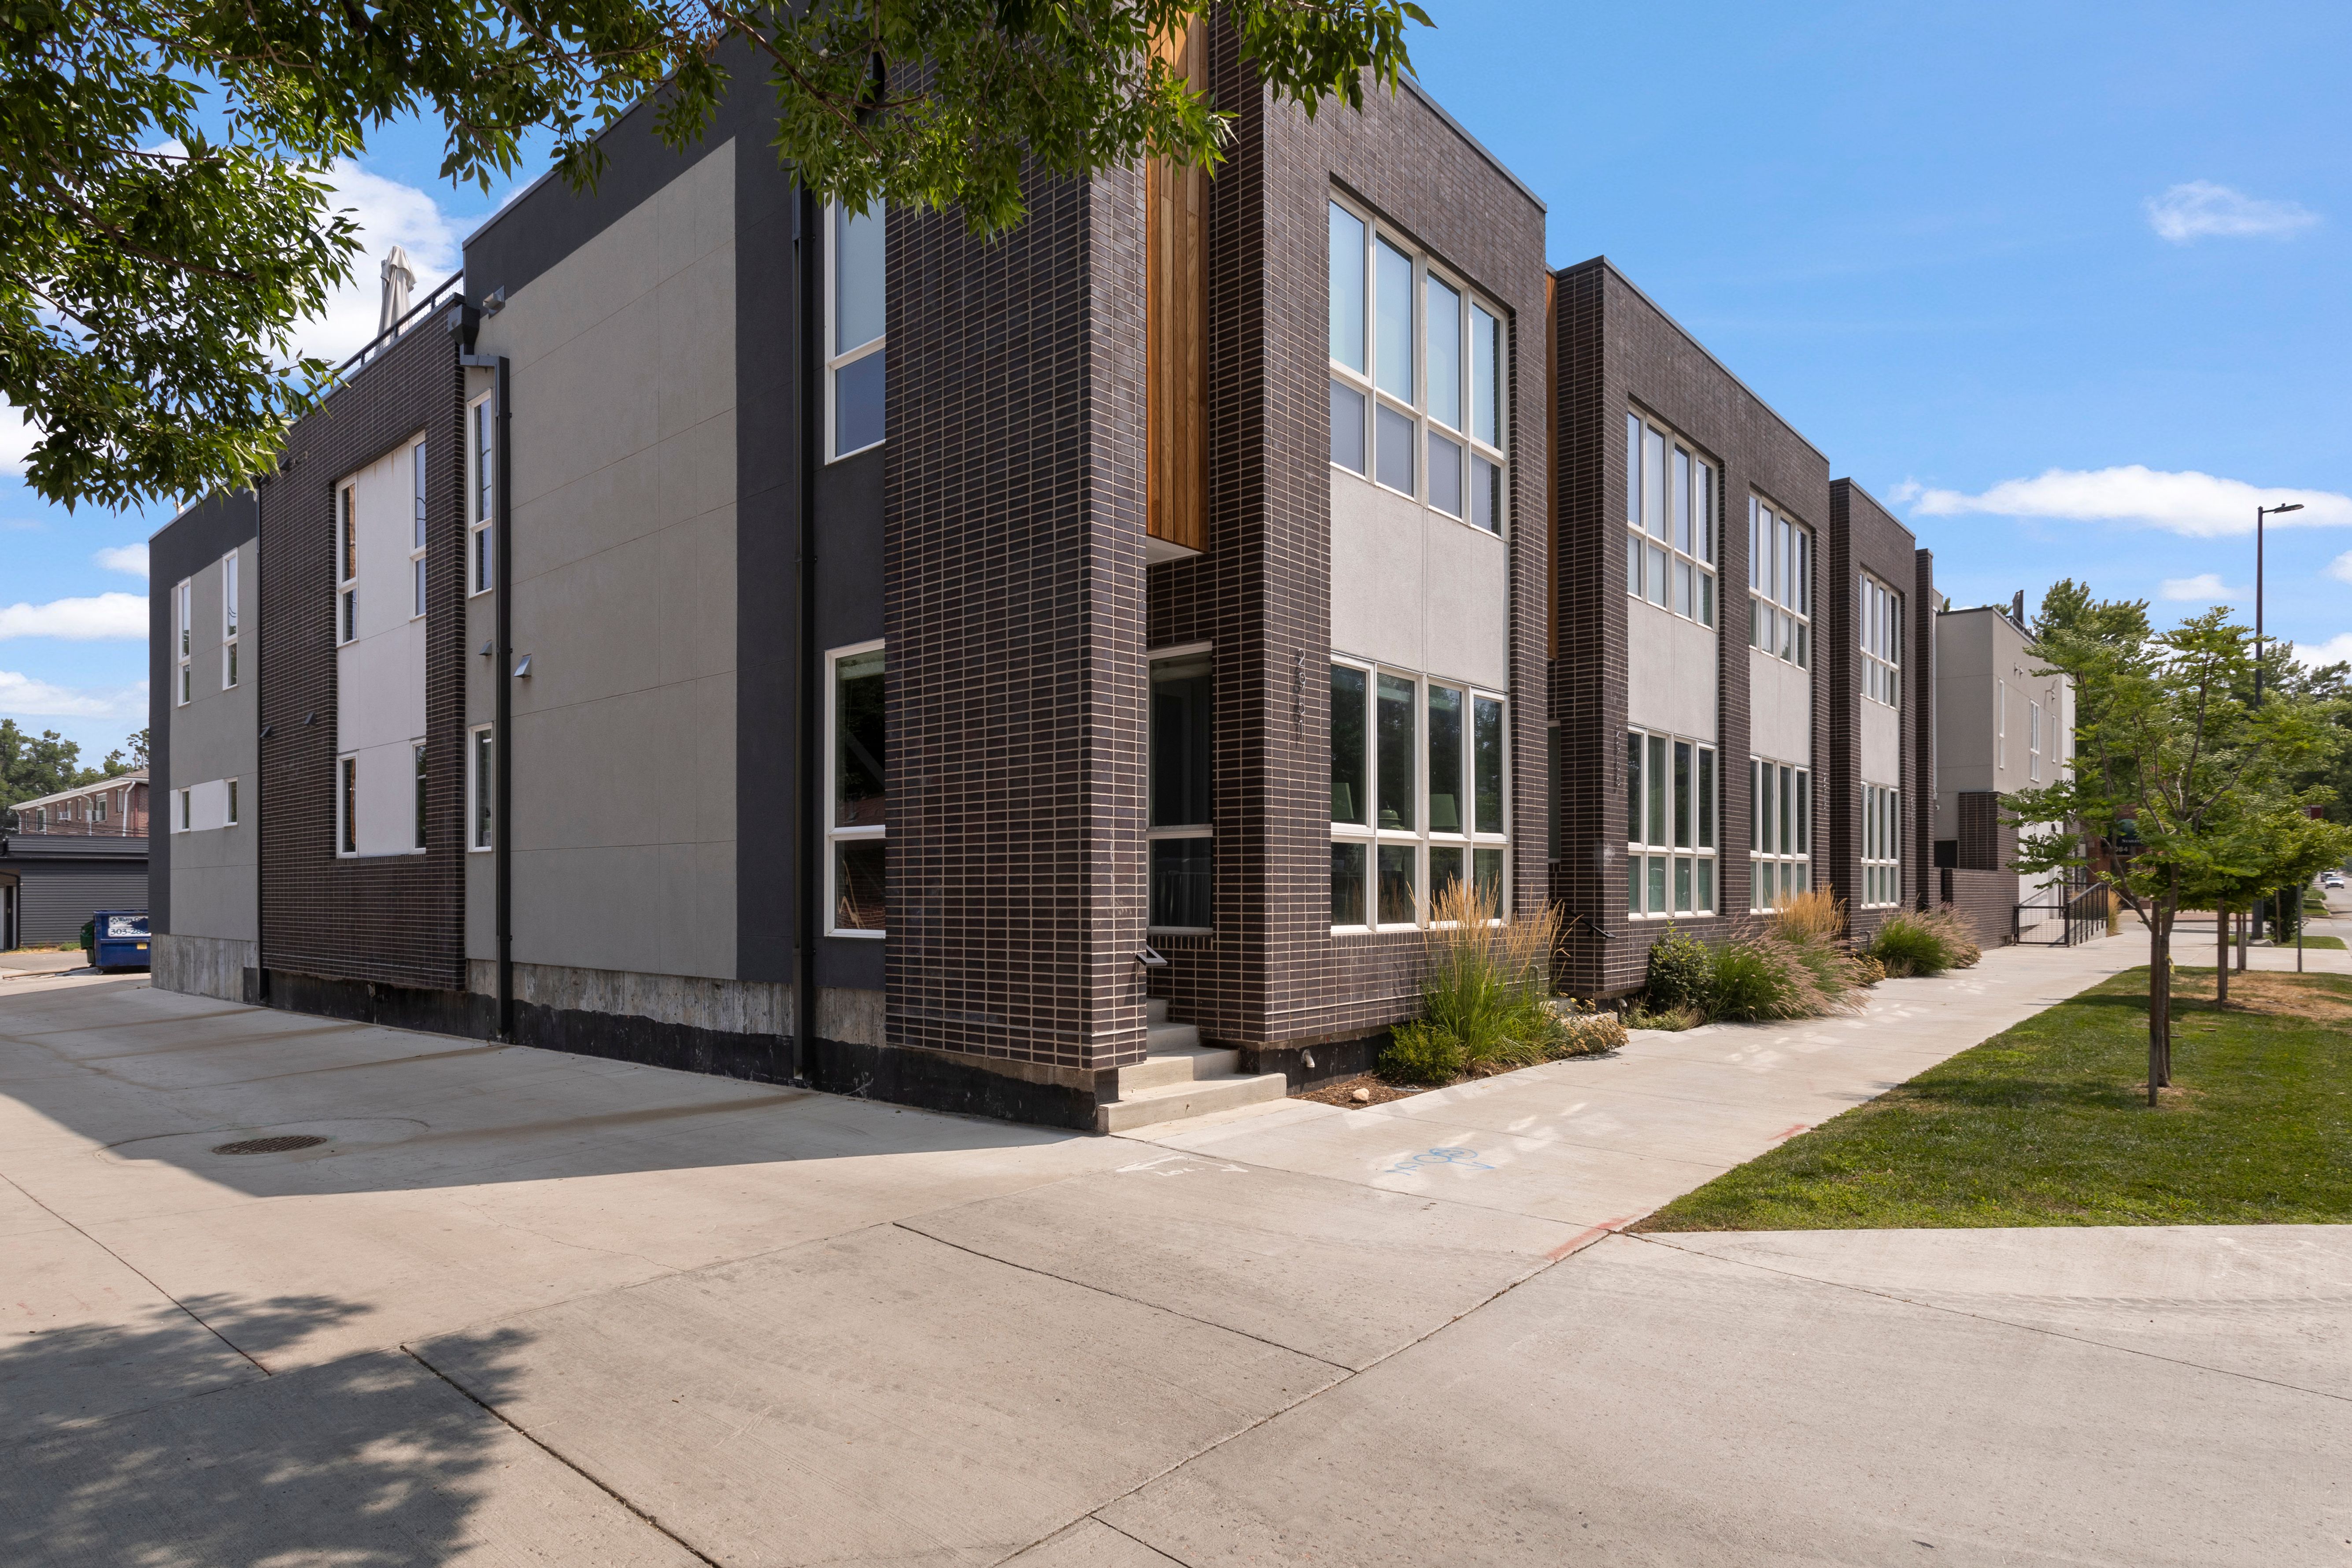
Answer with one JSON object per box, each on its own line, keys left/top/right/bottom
{"left": 3, "top": 936, "right": 2344, "bottom": 1565}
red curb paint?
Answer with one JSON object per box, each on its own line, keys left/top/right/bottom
{"left": 1771, "top": 1123, "right": 1809, "bottom": 1141}
{"left": 1547, "top": 1215, "right": 1637, "bottom": 1261}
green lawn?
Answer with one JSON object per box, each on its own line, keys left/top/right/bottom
{"left": 1636, "top": 967, "right": 2352, "bottom": 1230}
{"left": 2293, "top": 934, "right": 2347, "bottom": 950}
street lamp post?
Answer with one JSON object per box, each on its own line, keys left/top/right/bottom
{"left": 2254, "top": 501, "right": 2304, "bottom": 706}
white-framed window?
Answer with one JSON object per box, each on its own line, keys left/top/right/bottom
{"left": 469, "top": 725, "right": 494, "bottom": 851}
{"left": 1625, "top": 729, "right": 1718, "bottom": 918}
{"left": 221, "top": 552, "right": 240, "bottom": 689}
{"left": 1148, "top": 646, "right": 1214, "bottom": 932}
{"left": 1859, "top": 571, "right": 1900, "bottom": 707}
{"left": 1328, "top": 196, "right": 1508, "bottom": 535}
{"left": 2028, "top": 700, "right": 2042, "bottom": 783}
{"left": 1329, "top": 658, "right": 1509, "bottom": 929}
{"left": 827, "top": 201, "right": 886, "bottom": 461}
{"left": 1749, "top": 756, "right": 1810, "bottom": 911}
{"left": 826, "top": 640, "right": 885, "bottom": 935}
{"left": 410, "top": 438, "right": 428, "bottom": 619}
{"left": 1624, "top": 414, "right": 1716, "bottom": 624}
{"left": 178, "top": 789, "right": 191, "bottom": 831}
{"left": 337, "top": 754, "right": 357, "bottom": 856}
{"left": 1861, "top": 782, "right": 1899, "bottom": 907}
{"left": 175, "top": 578, "right": 193, "bottom": 704}
{"left": 91, "top": 792, "right": 107, "bottom": 823}
{"left": 226, "top": 778, "right": 239, "bottom": 828}
{"left": 1747, "top": 497, "right": 1811, "bottom": 667}
{"left": 412, "top": 740, "right": 428, "bottom": 850}
{"left": 337, "top": 481, "right": 358, "bottom": 644}
{"left": 468, "top": 393, "right": 494, "bottom": 595}
{"left": 1997, "top": 679, "right": 2006, "bottom": 770}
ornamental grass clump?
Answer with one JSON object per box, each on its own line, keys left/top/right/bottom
{"left": 1378, "top": 882, "right": 1578, "bottom": 1082}
{"left": 1864, "top": 906, "right": 1985, "bottom": 978}
{"left": 1708, "top": 934, "right": 1835, "bottom": 1022}
{"left": 1767, "top": 888, "right": 1869, "bottom": 1010}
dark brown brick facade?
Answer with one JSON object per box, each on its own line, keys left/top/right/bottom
{"left": 1143, "top": 29, "right": 1551, "bottom": 1053}
{"left": 1550, "top": 260, "right": 1831, "bottom": 995}
{"left": 883, "top": 166, "right": 1151, "bottom": 1072}
{"left": 257, "top": 318, "right": 469, "bottom": 992}
{"left": 1940, "top": 866, "right": 2017, "bottom": 949}
{"left": 1826, "top": 480, "right": 1923, "bottom": 942}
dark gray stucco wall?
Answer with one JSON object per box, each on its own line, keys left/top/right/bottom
{"left": 147, "top": 489, "right": 259, "bottom": 936}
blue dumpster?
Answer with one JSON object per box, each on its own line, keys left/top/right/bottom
{"left": 92, "top": 910, "right": 151, "bottom": 972}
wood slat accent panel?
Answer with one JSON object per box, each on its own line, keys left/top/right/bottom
{"left": 1146, "top": 22, "right": 1208, "bottom": 556}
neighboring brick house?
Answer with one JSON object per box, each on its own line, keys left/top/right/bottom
{"left": 3, "top": 771, "right": 149, "bottom": 948}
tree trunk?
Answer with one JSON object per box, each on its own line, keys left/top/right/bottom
{"left": 2147, "top": 907, "right": 2173, "bottom": 1103}
{"left": 2216, "top": 905, "right": 2229, "bottom": 1006}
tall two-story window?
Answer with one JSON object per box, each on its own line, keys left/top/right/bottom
{"left": 469, "top": 393, "right": 494, "bottom": 594}
{"left": 338, "top": 755, "right": 358, "bottom": 855}
{"left": 220, "top": 552, "right": 240, "bottom": 689}
{"left": 469, "top": 725, "right": 494, "bottom": 850}
{"left": 1996, "top": 680, "right": 2007, "bottom": 770}
{"left": 2028, "top": 700, "right": 2042, "bottom": 782}
{"left": 412, "top": 742, "right": 429, "bottom": 849}
{"left": 1862, "top": 783, "right": 1900, "bottom": 906}
{"left": 1148, "top": 651, "right": 1214, "bottom": 930}
{"left": 174, "top": 577, "right": 193, "bottom": 704}
{"left": 1624, "top": 415, "right": 1716, "bottom": 623}
{"left": 1748, "top": 498, "right": 1810, "bottom": 667}
{"left": 1749, "top": 757, "right": 1809, "bottom": 910}
{"left": 410, "top": 440, "right": 429, "bottom": 618}
{"left": 1330, "top": 660, "right": 1508, "bottom": 928}
{"left": 827, "top": 643, "right": 885, "bottom": 933}
{"left": 1626, "top": 729, "right": 1717, "bottom": 917}
{"left": 337, "top": 483, "right": 358, "bottom": 643}
{"left": 1859, "top": 572, "right": 1900, "bottom": 706}
{"left": 1328, "top": 199, "right": 1507, "bottom": 533}
{"left": 828, "top": 202, "right": 886, "bottom": 459}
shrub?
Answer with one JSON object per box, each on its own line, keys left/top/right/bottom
{"left": 1556, "top": 1004, "right": 1629, "bottom": 1055}
{"left": 1768, "top": 890, "right": 1867, "bottom": 1010}
{"left": 1379, "top": 1021, "right": 1465, "bottom": 1084}
{"left": 1643, "top": 925, "right": 1714, "bottom": 1014}
{"left": 1709, "top": 935, "right": 1834, "bottom": 1021}
{"left": 1855, "top": 952, "right": 1886, "bottom": 986}
{"left": 1624, "top": 1002, "right": 1704, "bottom": 1032}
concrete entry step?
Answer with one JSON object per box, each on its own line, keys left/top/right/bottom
{"left": 1095, "top": 1069, "right": 1287, "bottom": 1134}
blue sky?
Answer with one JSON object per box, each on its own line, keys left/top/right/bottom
{"left": 5, "top": 0, "right": 2348, "bottom": 761}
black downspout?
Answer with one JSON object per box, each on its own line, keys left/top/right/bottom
{"left": 494, "top": 355, "right": 514, "bottom": 1040}
{"left": 794, "top": 186, "right": 821, "bottom": 1088}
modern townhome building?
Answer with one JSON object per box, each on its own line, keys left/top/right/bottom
{"left": 147, "top": 490, "right": 260, "bottom": 997}
{"left": 1544, "top": 261, "right": 1940, "bottom": 993}
{"left": 150, "top": 27, "right": 1550, "bottom": 1129}
{"left": 2, "top": 770, "right": 151, "bottom": 949}
{"left": 1933, "top": 595, "right": 2074, "bottom": 943}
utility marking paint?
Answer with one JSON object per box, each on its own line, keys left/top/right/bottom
{"left": 1379, "top": 1146, "right": 1495, "bottom": 1176}
{"left": 1771, "top": 1122, "right": 1809, "bottom": 1141}
{"left": 1547, "top": 1215, "right": 1638, "bottom": 1260}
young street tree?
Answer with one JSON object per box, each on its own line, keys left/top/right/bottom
{"left": 4, "top": 0, "right": 1427, "bottom": 510}
{"left": 2011, "top": 605, "right": 2351, "bottom": 1105}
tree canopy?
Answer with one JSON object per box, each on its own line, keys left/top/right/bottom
{"left": 3, "top": 0, "right": 1428, "bottom": 510}
{"left": 0, "top": 717, "right": 138, "bottom": 811}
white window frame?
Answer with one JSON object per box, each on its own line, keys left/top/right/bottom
{"left": 1861, "top": 781, "right": 1899, "bottom": 908}
{"left": 1624, "top": 412, "right": 1718, "bottom": 626}
{"left": 1625, "top": 728, "right": 1719, "bottom": 920}
{"left": 1997, "top": 679, "right": 2007, "bottom": 771}
{"left": 337, "top": 754, "right": 357, "bottom": 857}
{"left": 825, "top": 200, "right": 886, "bottom": 462}
{"left": 1747, "top": 497, "right": 1812, "bottom": 668}
{"left": 177, "top": 788, "right": 191, "bottom": 832}
{"left": 468, "top": 393, "right": 495, "bottom": 596}
{"left": 825, "top": 640, "right": 886, "bottom": 937}
{"left": 2028, "top": 699, "right": 2042, "bottom": 783}
{"left": 226, "top": 777, "right": 239, "bottom": 828}
{"left": 412, "top": 740, "right": 428, "bottom": 850}
{"left": 1748, "top": 755, "right": 1811, "bottom": 912}
{"left": 469, "top": 725, "right": 494, "bottom": 851}
{"left": 1859, "top": 570, "right": 1900, "bottom": 707}
{"left": 337, "top": 481, "right": 359, "bottom": 645}
{"left": 1327, "top": 193, "right": 1509, "bottom": 537}
{"left": 1329, "top": 655, "right": 1510, "bottom": 932}
{"left": 220, "top": 552, "right": 240, "bottom": 690}
{"left": 175, "top": 578, "right": 193, "bottom": 704}
{"left": 409, "top": 438, "right": 429, "bottom": 621}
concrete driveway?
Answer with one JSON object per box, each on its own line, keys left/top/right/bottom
{"left": 2, "top": 937, "right": 2345, "bottom": 1565}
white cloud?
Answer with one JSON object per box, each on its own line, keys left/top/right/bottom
{"left": 0, "top": 670, "right": 147, "bottom": 719}
{"left": 2159, "top": 572, "right": 2248, "bottom": 602}
{"left": 0, "top": 592, "right": 149, "bottom": 640}
{"left": 93, "top": 544, "right": 148, "bottom": 579}
{"left": 294, "top": 160, "right": 463, "bottom": 366}
{"left": 1908, "top": 466, "right": 2352, "bottom": 538}
{"left": 2329, "top": 551, "right": 2352, "bottom": 586}
{"left": 2146, "top": 181, "right": 2319, "bottom": 244}
{"left": 2297, "top": 632, "right": 2352, "bottom": 670}
{"left": 0, "top": 406, "right": 36, "bottom": 481}
{"left": 1885, "top": 479, "right": 1923, "bottom": 505}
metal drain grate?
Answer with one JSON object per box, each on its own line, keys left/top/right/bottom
{"left": 211, "top": 1134, "right": 329, "bottom": 1156}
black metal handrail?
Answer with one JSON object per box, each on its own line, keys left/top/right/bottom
{"left": 332, "top": 269, "right": 466, "bottom": 378}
